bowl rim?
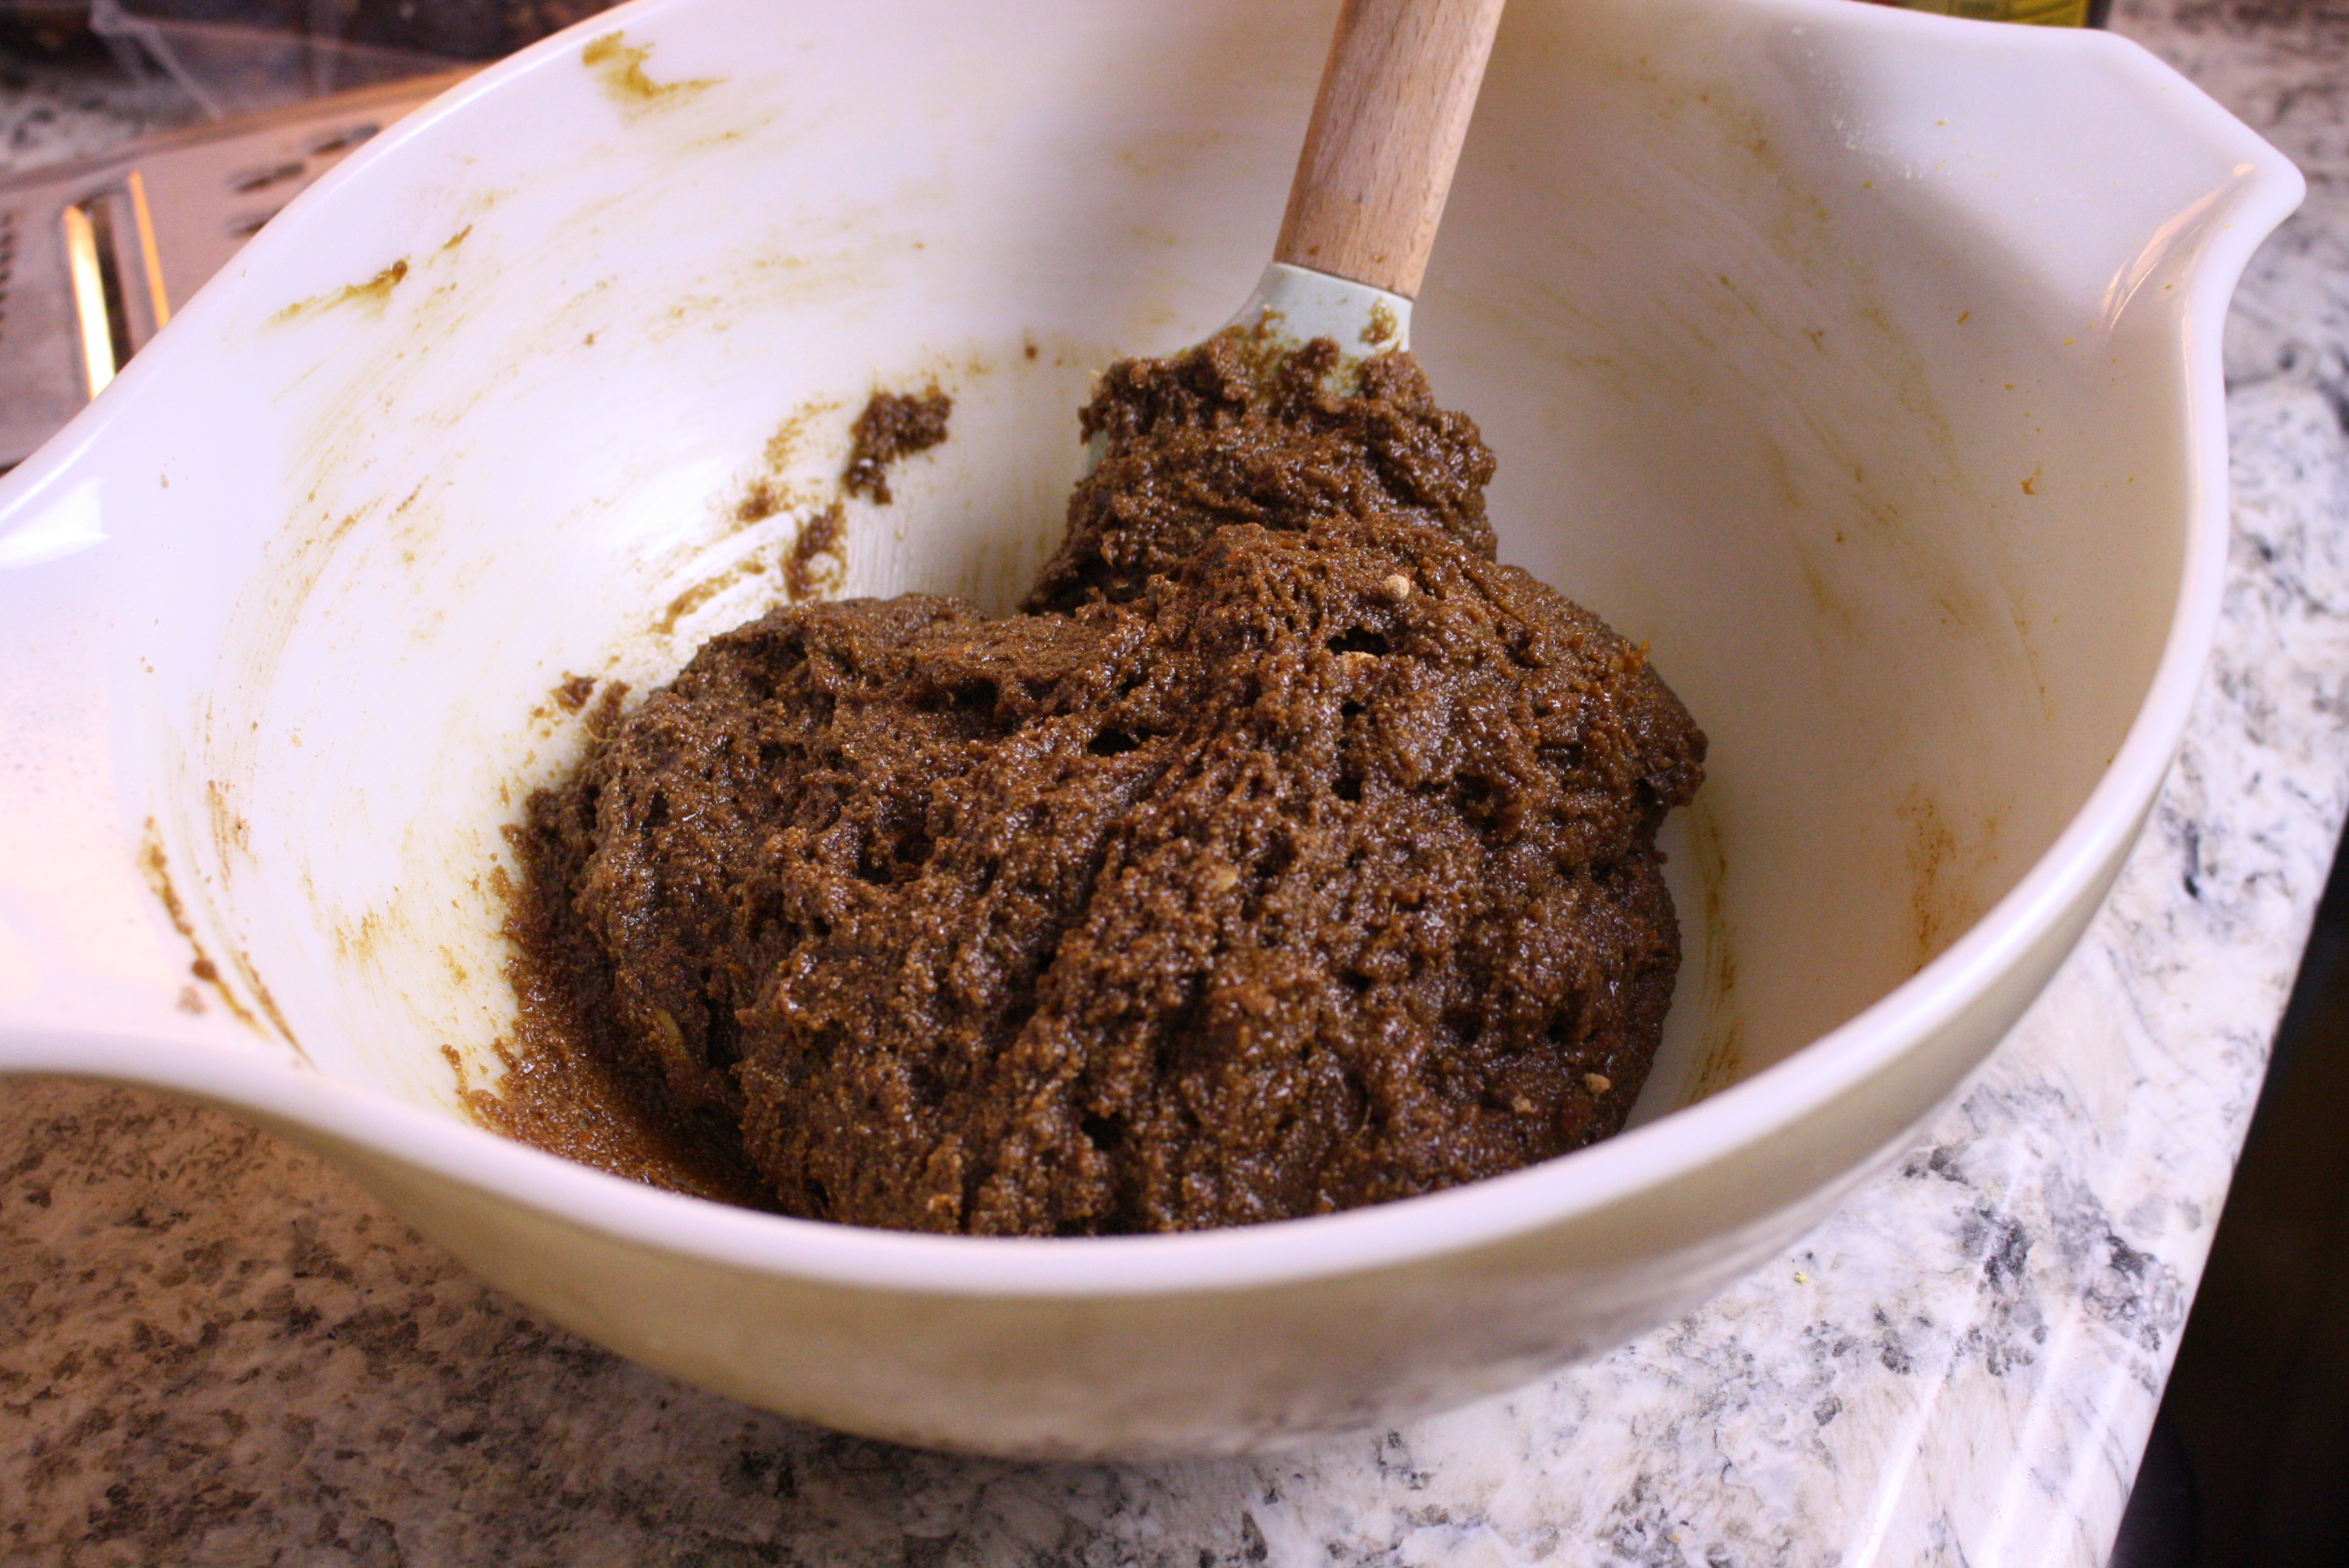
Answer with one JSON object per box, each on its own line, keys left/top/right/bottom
{"left": 0, "top": 0, "right": 2307, "bottom": 1299}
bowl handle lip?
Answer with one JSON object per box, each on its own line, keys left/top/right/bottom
{"left": 2087, "top": 25, "right": 2309, "bottom": 224}
{"left": 0, "top": 458, "right": 175, "bottom": 1053}
{"left": 0, "top": 412, "right": 117, "bottom": 548}
{"left": 1755, "top": 0, "right": 2310, "bottom": 230}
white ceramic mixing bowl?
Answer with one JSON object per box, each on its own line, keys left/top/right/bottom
{"left": 0, "top": 0, "right": 2301, "bottom": 1457}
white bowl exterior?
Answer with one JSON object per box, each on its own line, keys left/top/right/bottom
{"left": 0, "top": 0, "right": 2301, "bottom": 1454}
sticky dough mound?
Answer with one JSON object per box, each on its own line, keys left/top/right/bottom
{"left": 526, "top": 336, "right": 1706, "bottom": 1235}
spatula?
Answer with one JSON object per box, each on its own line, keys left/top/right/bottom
{"left": 1221, "top": 0, "right": 1509, "bottom": 376}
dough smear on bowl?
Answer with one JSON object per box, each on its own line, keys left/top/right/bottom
{"left": 499, "top": 334, "right": 1708, "bottom": 1236}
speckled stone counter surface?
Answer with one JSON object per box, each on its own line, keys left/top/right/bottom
{"left": 0, "top": 48, "right": 190, "bottom": 168}
{"left": 4, "top": 3, "right": 2347, "bottom": 1564}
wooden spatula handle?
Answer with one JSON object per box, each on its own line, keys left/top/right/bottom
{"left": 1274, "top": 0, "right": 1508, "bottom": 299}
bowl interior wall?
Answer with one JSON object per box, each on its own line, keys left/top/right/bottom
{"left": 109, "top": 0, "right": 2196, "bottom": 1132}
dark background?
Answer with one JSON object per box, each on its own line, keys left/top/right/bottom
{"left": 2125, "top": 833, "right": 2349, "bottom": 1567}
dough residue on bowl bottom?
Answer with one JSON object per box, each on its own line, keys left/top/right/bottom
{"left": 487, "top": 335, "right": 1708, "bottom": 1236}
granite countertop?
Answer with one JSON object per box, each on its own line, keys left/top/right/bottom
{"left": 5, "top": 3, "right": 2347, "bottom": 1563}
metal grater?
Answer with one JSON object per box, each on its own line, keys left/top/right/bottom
{"left": 0, "top": 68, "right": 469, "bottom": 473}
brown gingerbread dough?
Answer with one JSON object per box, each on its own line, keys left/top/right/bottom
{"left": 506, "top": 337, "right": 1706, "bottom": 1235}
